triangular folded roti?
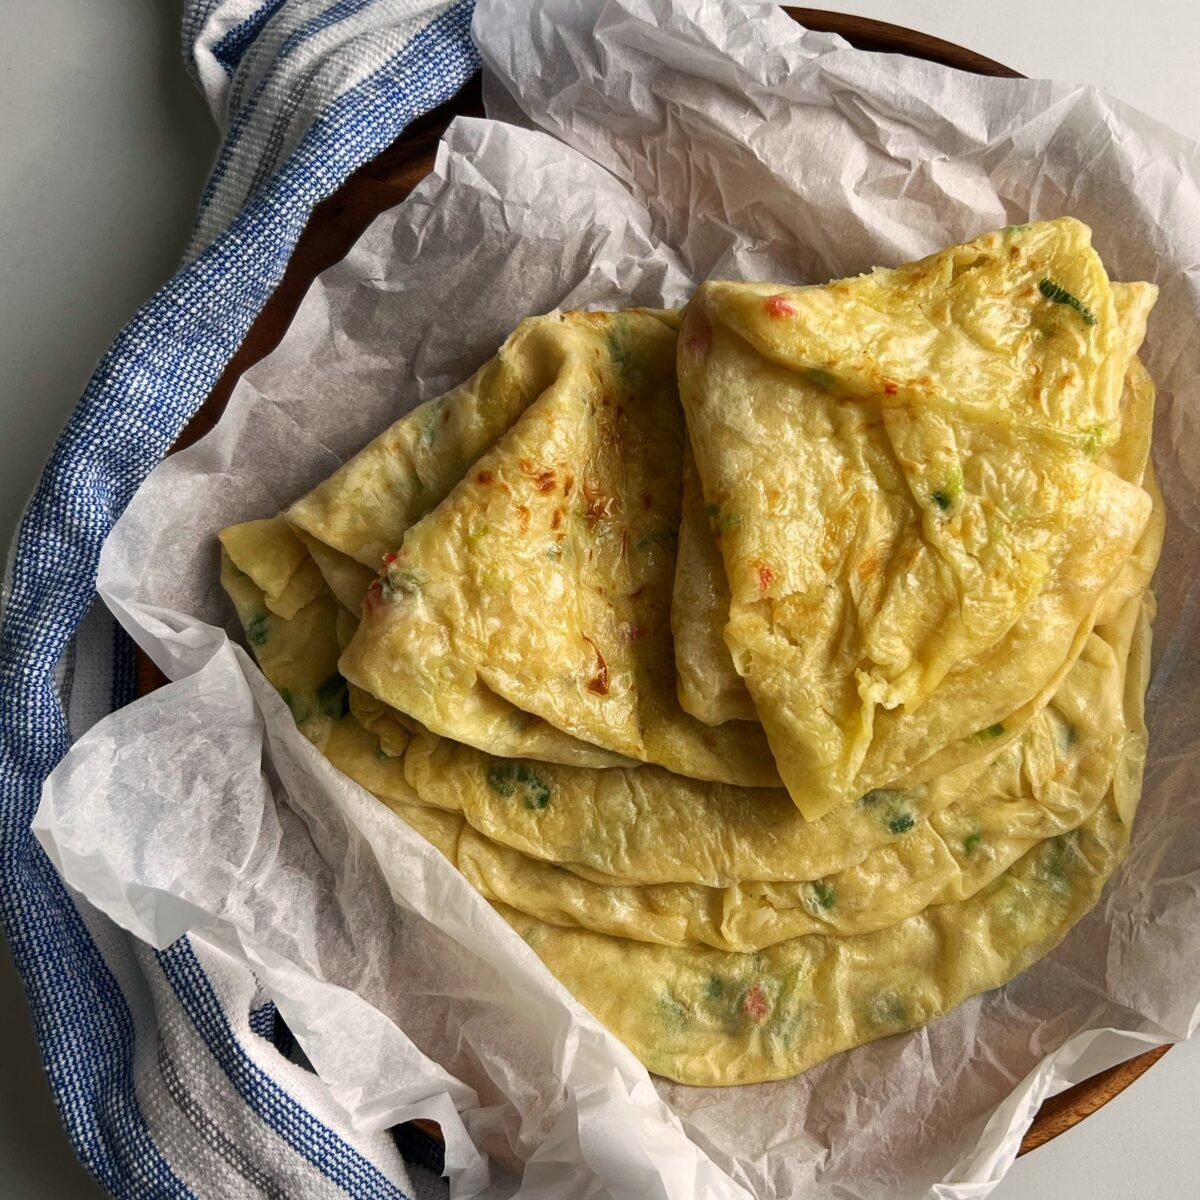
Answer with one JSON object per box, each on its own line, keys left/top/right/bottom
{"left": 677, "top": 218, "right": 1155, "bottom": 819}
{"left": 339, "top": 308, "right": 780, "bottom": 786}
{"left": 291, "top": 311, "right": 688, "bottom": 771}
{"left": 672, "top": 282, "right": 1156, "bottom": 730}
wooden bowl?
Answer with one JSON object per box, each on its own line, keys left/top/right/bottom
{"left": 135, "top": 6, "right": 1168, "bottom": 1164}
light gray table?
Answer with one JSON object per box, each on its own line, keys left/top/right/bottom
{"left": 1, "top": 2, "right": 1196, "bottom": 1197}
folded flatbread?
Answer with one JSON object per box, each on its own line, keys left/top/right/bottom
{"left": 677, "top": 218, "right": 1155, "bottom": 818}
{"left": 338, "top": 308, "right": 779, "bottom": 785}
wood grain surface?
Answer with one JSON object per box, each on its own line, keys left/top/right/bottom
{"left": 134, "top": 8, "right": 1167, "bottom": 1163}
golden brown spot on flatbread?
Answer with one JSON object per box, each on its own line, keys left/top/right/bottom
{"left": 857, "top": 545, "right": 886, "bottom": 582}
{"left": 581, "top": 634, "right": 609, "bottom": 696}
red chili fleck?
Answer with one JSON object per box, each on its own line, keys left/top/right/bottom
{"left": 477, "top": 469, "right": 494, "bottom": 484}
{"left": 625, "top": 624, "right": 641, "bottom": 644}
{"left": 742, "top": 983, "right": 769, "bottom": 1021}
{"left": 883, "top": 380, "right": 898, "bottom": 395}
{"left": 550, "top": 509, "right": 563, "bottom": 530}
{"left": 581, "top": 635, "right": 609, "bottom": 696}
{"left": 757, "top": 564, "right": 774, "bottom": 591}
{"left": 363, "top": 579, "right": 384, "bottom": 614}
{"left": 764, "top": 295, "right": 796, "bottom": 318}
{"left": 382, "top": 551, "right": 398, "bottom": 565}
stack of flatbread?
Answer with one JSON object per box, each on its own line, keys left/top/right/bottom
{"left": 219, "top": 218, "right": 1162, "bottom": 1086}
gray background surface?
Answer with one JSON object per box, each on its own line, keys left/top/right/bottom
{"left": 0, "top": 2, "right": 1197, "bottom": 1196}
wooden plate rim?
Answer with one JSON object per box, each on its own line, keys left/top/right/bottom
{"left": 134, "top": 6, "right": 1166, "bottom": 1164}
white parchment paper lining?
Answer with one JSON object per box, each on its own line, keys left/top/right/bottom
{"left": 34, "top": 3, "right": 1200, "bottom": 1197}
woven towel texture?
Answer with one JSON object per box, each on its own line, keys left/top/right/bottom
{"left": 0, "top": 3, "right": 478, "bottom": 1194}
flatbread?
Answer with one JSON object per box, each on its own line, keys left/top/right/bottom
{"left": 501, "top": 585, "right": 1152, "bottom": 1086}
{"left": 431, "top": 585, "right": 1142, "bottom": 952}
{"left": 402, "top": 464, "right": 1162, "bottom": 889}
{"left": 339, "top": 308, "right": 779, "bottom": 786}
{"left": 219, "top": 516, "right": 326, "bottom": 620}
{"left": 671, "top": 447, "right": 757, "bottom": 725}
{"left": 218, "top": 242, "right": 1161, "bottom": 1087}
{"left": 504, "top": 787, "right": 1134, "bottom": 1085}
{"left": 296, "top": 532, "right": 377, "bottom": 614}
{"left": 218, "top": 535, "right": 345, "bottom": 749}
{"left": 671, "top": 281, "right": 1156, "bottom": 729}
{"left": 218, "top": 500, "right": 1155, "bottom": 1089}
{"left": 293, "top": 312, "right": 682, "bottom": 771}
{"left": 677, "top": 218, "right": 1155, "bottom": 818}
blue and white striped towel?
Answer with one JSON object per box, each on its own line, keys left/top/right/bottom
{"left": 0, "top": 3, "right": 479, "bottom": 1195}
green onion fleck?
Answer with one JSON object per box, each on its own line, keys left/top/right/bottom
{"left": 1038, "top": 278, "right": 1098, "bottom": 326}
{"left": 316, "top": 672, "right": 349, "bottom": 719}
{"left": 972, "top": 722, "right": 1006, "bottom": 743}
{"left": 658, "top": 991, "right": 691, "bottom": 1033}
{"left": 245, "top": 612, "right": 269, "bottom": 647}
{"left": 963, "top": 831, "right": 982, "bottom": 855}
{"left": 809, "top": 880, "right": 836, "bottom": 910}
{"left": 706, "top": 503, "right": 742, "bottom": 534}
{"left": 1034, "top": 832, "right": 1079, "bottom": 895}
{"left": 487, "top": 762, "right": 551, "bottom": 810}
{"left": 382, "top": 568, "right": 424, "bottom": 598}
{"left": 870, "top": 991, "right": 908, "bottom": 1025}
{"left": 805, "top": 367, "right": 838, "bottom": 392}
{"left": 930, "top": 465, "right": 964, "bottom": 513}
{"left": 888, "top": 813, "right": 915, "bottom": 835}
{"left": 1081, "top": 423, "right": 1109, "bottom": 458}
{"left": 279, "top": 688, "right": 311, "bottom": 724}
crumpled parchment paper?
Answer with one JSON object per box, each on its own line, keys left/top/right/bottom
{"left": 34, "top": 3, "right": 1200, "bottom": 1197}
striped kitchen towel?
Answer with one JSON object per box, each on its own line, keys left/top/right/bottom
{"left": 0, "top": 2, "right": 479, "bottom": 1196}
